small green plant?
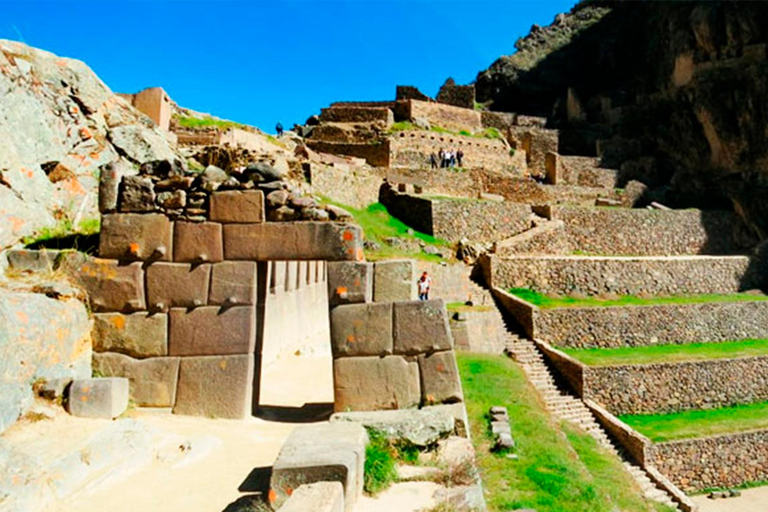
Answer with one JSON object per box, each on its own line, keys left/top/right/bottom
{"left": 22, "top": 411, "right": 50, "bottom": 423}
{"left": 509, "top": 148, "right": 516, "bottom": 156}
{"left": 174, "top": 114, "right": 247, "bottom": 131}
{"left": 364, "top": 430, "right": 398, "bottom": 494}
{"left": 395, "top": 442, "right": 420, "bottom": 464}
{"left": 459, "top": 130, "right": 471, "bottom": 136}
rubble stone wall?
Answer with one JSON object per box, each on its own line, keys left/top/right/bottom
{"left": 388, "top": 129, "right": 514, "bottom": 170}
{"left": 485, "top": 254, "right": 761, "bottom": 296}
{"left": 508, "top": 126, "right": 559, "bottom": 177}
{"left": 552, "top": 206, "right": 743, "bottom": 256}
{"left": 305, "top": 140, "right": 391, "bottom": 167}
{"left": 649, "top": 431, "right": 768, "bottom": 492}
{"left": 583, "top": 356, "right": 768, "bottom": 415}
{"left": 319, "top": 106, "right": 394, "bottom": 125}
{"left": 402, "top": 100, "right": 482, "bottom": 132}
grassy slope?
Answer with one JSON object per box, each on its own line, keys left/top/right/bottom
{"left": 621, "top": 401, "right": 768, "bottom": 442}
{"left": 457, "top": 353, "right": 672, "bottom": 512}
{"left": 509, "top": 288, "right": 768, "bottom": 309}
{"left": 318, "top": 200, "right": 451, "bottom": 262}
{"left": 562, "top": 339, "right": 768, "bottom": 366}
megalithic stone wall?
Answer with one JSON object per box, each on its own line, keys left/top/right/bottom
{"left": 327, "top": 260, "right": 464, "bottom": 412}
{"left": 71, "top": 166, "right": 363, "bottom": 419}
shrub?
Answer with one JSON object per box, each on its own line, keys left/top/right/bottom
{"left": 364, "top": 430, "right": 398, "bottom": 494}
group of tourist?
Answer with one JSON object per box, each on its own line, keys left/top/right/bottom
{"left": 430, "top": 148, "right": 464, "bottom": 169}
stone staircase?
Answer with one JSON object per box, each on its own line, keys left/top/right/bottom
{"left": 504, "top": 334, "right": 680, "bottom": 511}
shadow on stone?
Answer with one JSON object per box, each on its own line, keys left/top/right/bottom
{"left": 254, "top": 402, "right": 334, "bottom": 423}
{"left": 238, "top": 466, "right": 272, "bottom": 493}
{"left": 26, "top": 233, "right": 99, "bottom": 253}
{"left": 220, "top": 493, "right": 271, "bottom": 512}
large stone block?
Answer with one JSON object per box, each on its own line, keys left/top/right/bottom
{"left": 419, "top": 350, "right": 463, "bottom": 405}
{"left": 173, "top": 221, "right": 223, "bottom": 263}
{"left": 5, "top": 249, "right": 58, "bottom": 273}
{"left": 119, "top": 175, "right": 156, "bottom": 212}
{"left": 224, "top": 222, "right": 363, "bottom": 261}
{"left": 327, "top": 261, "right": 373, "bottom": 307}
{"left": 277, "top": 482, "right": 344, "bottom": 512}
{"left": 62, "top": 255, "right": 145, "bottom": 312}
{"left": 331, "top": 407, "right": 455, "bottom": 447}
{"left": 92, "top": 312, "right": 167, "bottom": 358}
{"left": 271, "top": 423, "right": 367, "bottom": 512}
{"left": 168, "top": 306, "right": 255, "bottom": 356}
{"left": 373, "top": 259, "right": 416, "bottom": 302}
{"left": 68, "top": 378, "right": 129, "bottom": 419}
{"left": 393, "top": 299, "right": 453, "bottom": 355}
{"left": 99, "top": 159, "right": 133, "bottom": 213}
{"left": 92, "top": 352, "right": 179, "bottom": 407}
{"left": 99, "top": 213, "right": 172, "bottom": 262}
{"left": 330, "top": 303, "right": 393, "bottom": 357}
{"left": 209, "top": 261, "right": 258, "bottom": 306}
{"left": 173, "top": 354, "right": 253, "bottom": 419}
{"left": 146, "top": 262, "right": 211, "bottom": 311}
{"left": 334, "top": 356, "right": 420, "bottom": 412}
{"left": 209, "top": 190, "right": 265, "bottom": 223}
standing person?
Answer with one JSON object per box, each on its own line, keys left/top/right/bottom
{"left": 449, "top": 149, "right": 456, "bottom": 168}
{"left": 276, "top": 122, "right": 284, "bottom": 137}
{"left": 438, "top": 148, "right": 445, "bottom": 168}
{"left": 456, "top": 149, "right": 464, "bottom": 167}
{"left": 430, "top": 152, "right": 438, "bottom": 169}
{"left": 417, "top": 271, "right": 432, "bottom": 301}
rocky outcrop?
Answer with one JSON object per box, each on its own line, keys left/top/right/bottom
{"left": 0, "top": 40, "right": 178, "bottom": 249}
{"left": 475, "top": 2, "right": 768, "bottom": 238}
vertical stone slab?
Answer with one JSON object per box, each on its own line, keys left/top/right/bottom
{"left": 374, "top": 259, "right": 416, "bottom": 302}
{"left": 146, "top": 262, "right": 211, "bottom": 311}
{"left": 418, "top": 350, "right": 464, "bottom": 405}
{"left": 99, "top": 213, "right": 172, "bottom": 261}
{"left": 330, "top": 303, "right": 393, "bottom": 357}
{"left": 173, "top": 221, "right": 223, "bottom": 263}
{"left": 173, "top": 354, "right": 254, "bottom": 419}
{"left": 61, "top": 255, "right": 145, "bottom": 312}
{"left": 92, "top": 352, "right": 180, "bottom": 407}
{"left": 169, "top": 306, "right": 255, "bottom": 356}
{"left": 393, "top": 299, "right": 453, "bottom": 355}
{"left": 327, "top": 261, "right": 373, "bottom": 307}
{"left": 333, "top": 356, "right": 420, "bottom": 412}
{"left": 99, "top": 159, "right": 133, "bottom": 213}
{"left": 92, "top": 312, "right": 168, "bottom": 357}
{"left": 209, "top": 261, "right": 258, "bottom": 306}
{"left": 223, "top": 222, "right": 363, "bottom": 261}
{"left": 209, "top": 190, "right": 265, "bottom": 223}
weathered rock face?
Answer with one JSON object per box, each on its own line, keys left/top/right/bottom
{"left": 475, "top": 2, "right": 768, "bottom": 237}
{"left": 0, "top": 39, "right": 177, "bottom": 249}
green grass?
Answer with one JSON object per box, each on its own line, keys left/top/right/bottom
{"left": 446, "top": 301, "right": 494, "bottom": 313}
{"left": 174, "top": 114, "right": 247, "bottom": 131}
{"left": 364, "top": 429, "right": 399, "bottom": 495}
{"left": 317, "top": 198, "right": 451, "bottom": 262}
{"left": 22, "top": 217, "right": 100, "bottom": 246}
{"left": 457, "top": 353, "right": 670, "bottom": 512}
{"left": 562, "top": 339, "right": 768, "bottom": 366}
{"left": 621, "top": 401, "right": 768, "bottom": 442}
{"left": 386, "top": 121, "right": 504, "bottom": 140}
{"left": 509, "top": 288, "right": 768, "bottom": 309}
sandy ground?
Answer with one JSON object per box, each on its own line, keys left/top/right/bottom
{"left": 356, "top": 481, "right": 441, "bottom": 512}
{"left": 691, "top": 486, "right": 768, "bottom": 512}
{"left": 36, "top": 354, "right": 334, "bottom": 512}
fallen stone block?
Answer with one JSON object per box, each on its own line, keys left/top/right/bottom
{"left": 494, "top": 432, "right": 515, "bottom": 451}
{"left": 437, "top": 436, "right": 476, "bottom": 471}
{"left": 224, "top": 222, "right": 363, "bottom": 261}
{"left": 491, "top": 421, "right": 511, "bottom": 436}
{"left": 99, "top": 213, "right": 172, "bottom": 262}
{"left": 92, "top": 312, "right": 167, "bottom": 358}
{"left": 331, "top": 407, "right": 454, "bottom": 447}
{"left": 61, "top": 255, "right": 145, "bottom": 312}
{"left": 173, "top": 221, "right": 223, "bottom": 263}
{"left": 173, "top": 354, "right": 253, "bottom": 419}
{"left": 276, "top": 481, "right": 344, "bottom": 512}
{"left": 92, "top": 352, "right": 179, "bottom": 407}
{"left": 419, "top": 350, "right": 464, "bottom": 405}
{"left": 334, "top": 356, "right": 420, "bottom": 412}
{"left": 67, "top": 378, "right": 129, "bottom": 419}
{"left": 271, "top": 423, "right": 367, "bottom": 512}
{"left": 373, "top": 259, "right": 416, "bottom": 302}
{"left": 327, "top": 261, "right": 373, "bottom": 307}
{"left": 489, "top": 406, "right": 508, "bottom": 416}
{"left": 169, "top": 306, "right": 255, "bottom": 356}
{"left": 330, "top": 303, "right": 393, "bottom": 357}
{"left": 393, "top": 299, "right": 453, "bottom": 355}
{"left": 210, "top": 190, "right": 265, "bottom": 223}
{"left": 209, "top": 261, "right": 258, "bottom": 306}
{"left": 5, "top": 249, "right": 58, "bottom": 273}
{"left": 424, "top": 403, "right": 471, "bottom": 438}
{"left": 146, "top": 262, "right": 211, "bottom": 311}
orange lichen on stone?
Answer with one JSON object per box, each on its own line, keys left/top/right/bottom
{"left": 346, "top": 334, "right": 355, "bottom": 343}
{"left": 129, "top": 243, "right": 141, "bottom": 255}
{"left": 110, "top": 316, "right": 126, "bottom": 330}
{"left": 336, "top": 286, "right": 348, "bottom": 295}
{"left": 15, "top": 310, "right": 29, "bottom": 324}
{"left": 219, "top": 359, "right": 227, "bottom": 370}
{"left": 342, "top": 230, "right": 354, "bottom": 241}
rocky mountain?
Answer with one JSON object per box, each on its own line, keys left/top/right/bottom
{"left": 0, "top": 40, "right": 177, "bottom": 249}
{"left": 475, "top": 1, "right": 768, "bottom": 238}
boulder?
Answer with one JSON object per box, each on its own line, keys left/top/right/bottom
{"left": 246, "top": 161, "right": 285, "bottom": 182}
{"left": 266, "top": 189, "right": 290, "bottom": 209}
{"left": 331, "top": 407, "right": 455, "bottom": 447}
{"left": 201, "top": 165, "right": 228, "bottom": 184}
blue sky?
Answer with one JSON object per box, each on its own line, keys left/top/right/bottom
{"left": 1, "top": 0, "right": 575, "bottom": 131}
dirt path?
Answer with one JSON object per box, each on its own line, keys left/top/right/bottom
{"left": 691, "top": 486, "right": 768, "bottom": 512}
